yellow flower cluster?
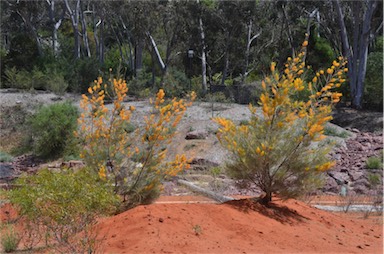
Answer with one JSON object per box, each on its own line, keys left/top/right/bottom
{"left": 142, "top": 89, "right": 195, "bottom": 177}
{"left": 77, "top": 77, "right": 134, "bottom": 180}
{"left": 77, "top": 77, "right": 195, "bottom": 197}
{"left": 214, "top": 37, "right": 347, "bottom": 176}
{"left": 310, "top": 57, "right": 347, "bottom": 104}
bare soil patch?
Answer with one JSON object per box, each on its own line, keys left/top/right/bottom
{"left": 1, "top": 196, "right": 382, "bottom": 253}
{"left": 93, "top": 197, "right": 382, "bottom": 254}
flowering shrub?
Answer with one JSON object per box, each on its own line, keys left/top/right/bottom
{"left": 7, "top": 168, "right": 118, "bottom": 253}
{"left": 76, "top": 77, "right": 195, "bottom": 209}
{"left": 214, "top": 37, "right": 347, "bottom": 204}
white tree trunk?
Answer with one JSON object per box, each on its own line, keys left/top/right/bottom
{"left": 92, "top": 4, "right": 100, "bottom": 57}
{"left": 199, "top": 17, "right": 207, "bottom": 93}
{"left": 242, "top": 19, "right": 261, "bottom": 83}
{"left": 335, "top": 0, "right": 378, "bottom": 109}
{"left": 353, "top": 0, "right": 377, "bottom": 108}
{"left": 80, "top": 4, "right": 91, "bottom": 58}
{"left": 65, "top": 0, "right": 81, "bottom": 59}
{"left": 147, "top": 32, "right": 166, "bottom": 72}
{"left": 47, "top": 0, "right": 64, "bottom": 56}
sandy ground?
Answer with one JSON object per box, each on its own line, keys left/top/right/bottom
{"left": 95, "top": 197, "right": 383, "bottom": 254}
{"left": 1, "top": 196, "right": 382, "bottom": 254}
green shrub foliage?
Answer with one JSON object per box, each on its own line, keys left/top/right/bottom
{"left": 364, "top": 37, "right": 383, "bottom": 110}
{"left": 28, "top": 102, "right": 78, "bottom": 159}
{"left": 215, "top": 39, "right": 347, "bottom": 204}
{"left": 7, "top": 168, "right": 119, "bottom": 252}
{"left": 1, "top": 225, "right": 20, "bottom": 253}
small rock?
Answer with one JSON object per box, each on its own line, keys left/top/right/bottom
{"left": 322, "top": 177, "right": 339, "bottom": 193}
{"left": 352, "top": 185, "right": 369, "bottom": 195}
{"left": 351, "top": 128, "right": 360, "bottom": 133}
{"left": 185, "top": 130, "right": 209, "bottom": 140}
{"left": 159, "top": 218, "right": 164, "bottom": 223}
{"left": 328, "top": 171, "right": 350, "bottom": 184}
{"left": 61, "top": 160, "right": 85, "bottom": 168}
{"left": 333, "top": 154, "right": 342, "bottom": 161}
{"left": 188, "top": 158, "right": 219, "bottom": 171}
{"left": 352, "top": 178, "right": 370, "bottom": 188}
{"left": 348, "top": 171, "right": 364, "bottom": 181}
{"left": 0, "top": 164, "right": 17, "bottom": 181}
{"left": 340, "top": 168, "right": 349, "bottom": 173}
{"left": 51, "top": 97, "right": 63, "bottom": 102}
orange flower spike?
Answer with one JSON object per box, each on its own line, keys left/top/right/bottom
{"left": 332, "top": 60, "right": 340, "bottom": 67}
{"left": 261, "top": 81, "right": 266, "bottom": 90}
{"left": 270, "top": 62, "right": 276, "bottom": 72}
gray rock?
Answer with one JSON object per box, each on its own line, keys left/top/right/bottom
{"left": 340, "top": 168, "right": 349, "bottom": 173}
{"left": 325, "top": 122, "right": 356, "bottom": 139}
{"left": 328, "top": 171, "right": 350, "bottom": 184}
{"left": 351, "top": 177, "right": 371, "bottom": 188}
{"left": 0, "top": 164, "right": 18, "bottom": 181}
{"left": 352, "top": 185, "right": 369, "bottom": 195}
{"left": 185, "top": 130, "right": 209, "bottom": 140}
{"left": 188, "top": 157, "right": 219, "bottom": 171}
{"left": 348, "top": 171, "right": 365, "bottom": 181}
{"left": 326, "top": 136, "right": 347, "bottom": 148}
{"left": 322, "top": 177, "right": 339, "bottom": 193}
{"left": 333, "top": 153, "right": 342, "bottom": 161}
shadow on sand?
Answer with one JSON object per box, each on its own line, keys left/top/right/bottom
{"left": 225, "top": 198, "right": 309, "bottom": 225}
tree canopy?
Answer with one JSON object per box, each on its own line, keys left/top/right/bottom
{"left": 1, "top": 0, "right": 382, "bottom": 109}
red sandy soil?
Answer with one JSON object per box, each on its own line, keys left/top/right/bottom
{"left": 95, "top": 197, "right": 383, "bottom": 254}
{"left": 1, "top": 196, "right": 383, "bottom": 254}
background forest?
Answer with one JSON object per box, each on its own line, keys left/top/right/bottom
{"left": 0, "top": 0, "right": 382, "bottom": 110}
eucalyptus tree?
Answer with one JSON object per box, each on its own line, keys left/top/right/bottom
{"left": 8, "top": 0, "right": 46, "bottom": 57}
{"left": 334, "top": 0, "right": 382, "bottom": 109}
{"left": 116, "top": 0, "right": 160, "bottom": 76}
{"left": 64, "top": 0, "right": 81, "bottom": 59}
{"left": 46, "top": 0, "right": 66, "bottom": 56}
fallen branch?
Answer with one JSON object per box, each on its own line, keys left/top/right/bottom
{"left": 177, "top": 179, "right": 234, "bottom": 203}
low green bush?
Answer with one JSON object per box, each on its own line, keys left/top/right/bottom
{"left": 160, "top": 68, "right": 190, "bottom": 98}
{"left": 7, "top": 168, "right": 119, "bottom": 252}
{"left": 0, "top": 225, "right": 20, "bottom": 253}
{"left": 127, "top": 70, "right": 153, "bottom": 97}
{"left": 0, "top": 151, "right": 13, "bottom": 162}
{"left": 204, "top": 92, "right": 233, "bottom": 103}
{"left": 28, "top": 102, "right": 78, "bottom": 159}
{"left": 3, "top": 66, "right": 68, "bottom": 94}
{"left": 3, "top": 67, "right": 31, "bottom": 90}
{"left": 368, "top": 173, "right": 382, "bottom": 187}
{"left": 365, "top": 156, "right": 383, "bottom": 170}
